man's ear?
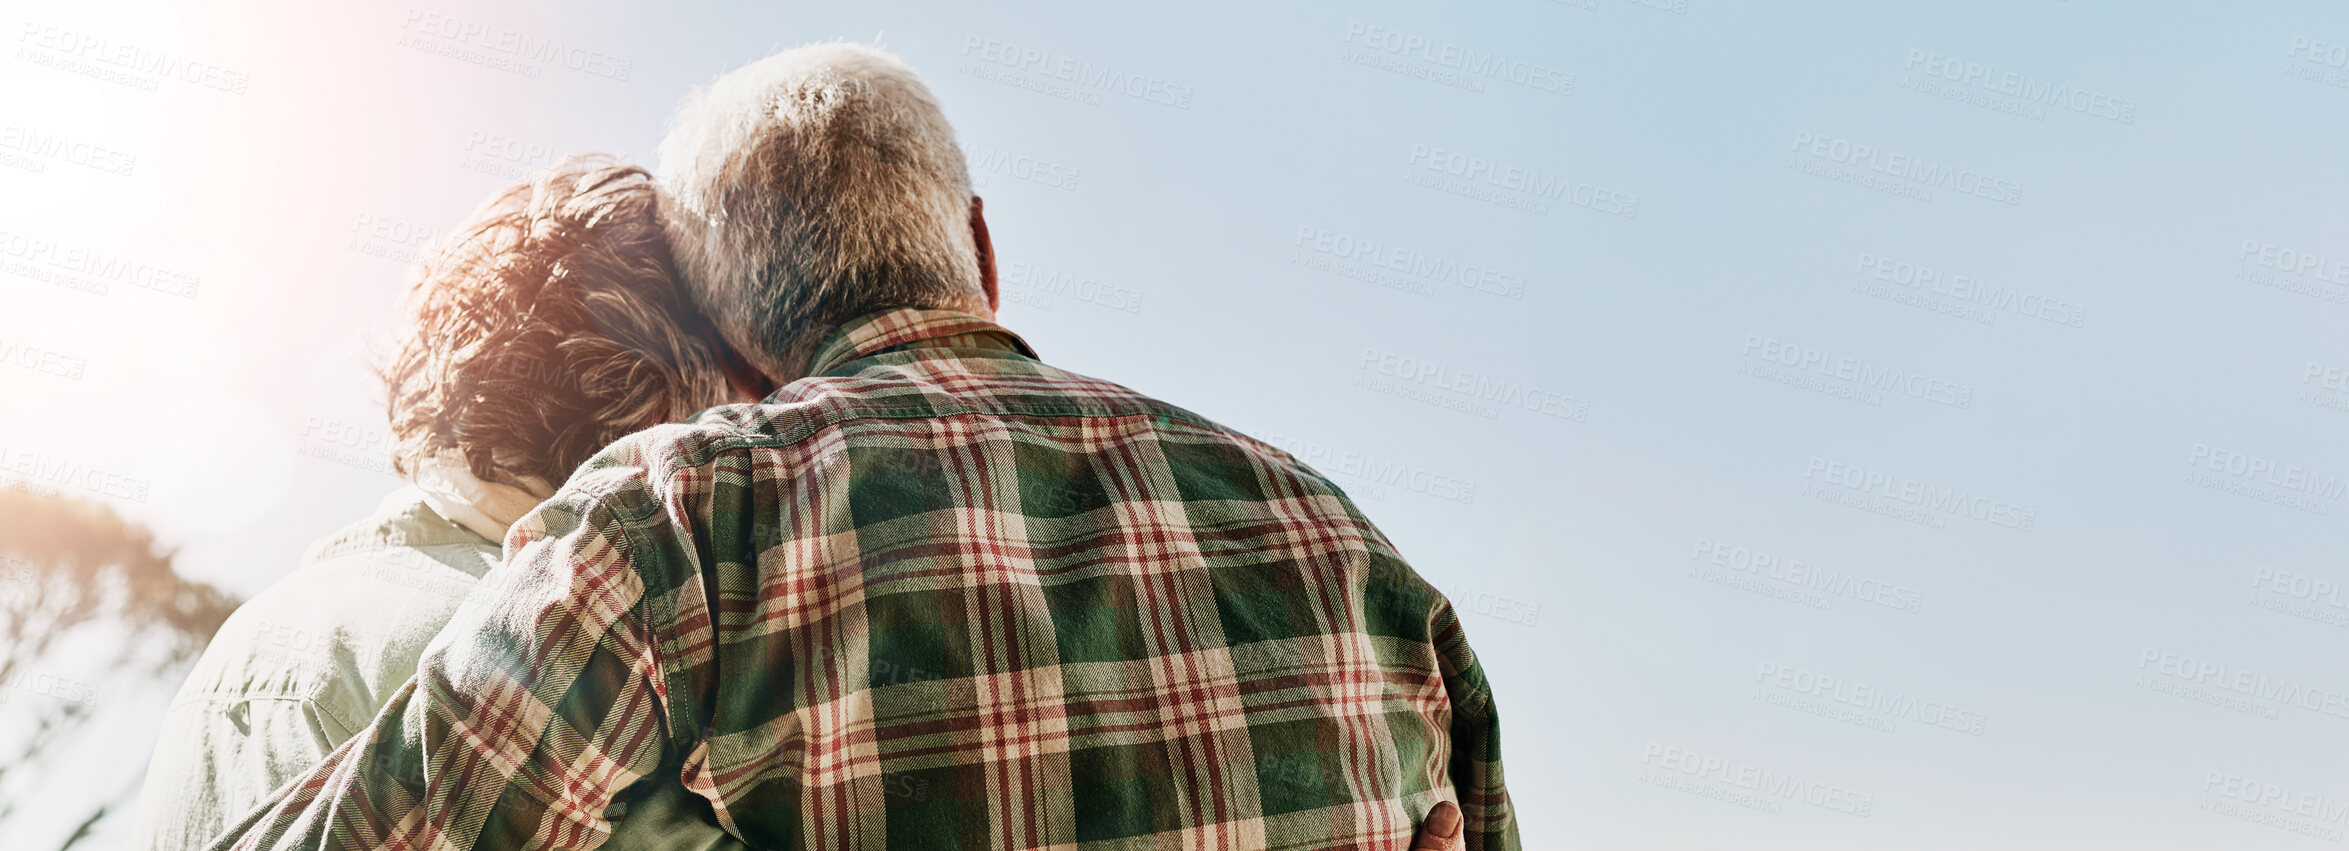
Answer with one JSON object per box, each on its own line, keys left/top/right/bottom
{"left": 972, "top": 195, "right": 998, "bottom": 313}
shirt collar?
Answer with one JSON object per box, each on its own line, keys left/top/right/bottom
{"left": 804, "top": 307, "right": 1038, "bottom": 376}
{"left": 301, "top": 487, "right": 499, "bottom": 577}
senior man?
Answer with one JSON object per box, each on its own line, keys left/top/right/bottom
{"left": 211, "top": 44, "right": 1515, "bottom": 851}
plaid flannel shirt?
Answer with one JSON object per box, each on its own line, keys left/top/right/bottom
{"left": 208, "top": 307, "right": 1517, "bottom": 851}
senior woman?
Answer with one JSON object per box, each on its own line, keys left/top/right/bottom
{"left": 130, "top": 156, "right": 758, "bottom": 851}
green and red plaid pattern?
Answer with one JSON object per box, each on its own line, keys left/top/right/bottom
{"left": 207, "top": 307, "right": 1517, "bottom": 851}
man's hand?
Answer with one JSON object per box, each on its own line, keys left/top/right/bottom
{"left": 1412, "top": 800, "right": 1464, "bottom": 850}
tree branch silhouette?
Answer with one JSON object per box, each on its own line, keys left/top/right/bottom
{"left": 0, "top": 485, "right": 239, "bottom": 849}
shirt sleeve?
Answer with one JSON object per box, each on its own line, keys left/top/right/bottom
{"left": 205, "top": 487, "right": 675, "bottom": 851}
{"left": 1433, "top": 611, "right": 1521, "bottom": 851}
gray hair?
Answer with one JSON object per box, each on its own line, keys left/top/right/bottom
{"left": 657, "top": 43, "right": 985, "bottom": 381}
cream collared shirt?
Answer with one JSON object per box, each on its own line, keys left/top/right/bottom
{"left": 129, "top": 486, "right": 741, "bottom": 851}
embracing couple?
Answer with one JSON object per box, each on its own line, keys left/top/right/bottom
{"left": 131, "top": 44, "right": 1516, "bottom": 851}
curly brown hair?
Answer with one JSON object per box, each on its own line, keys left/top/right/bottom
{"left": 383, "top": 155, "right": 740, "bottom": 491}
